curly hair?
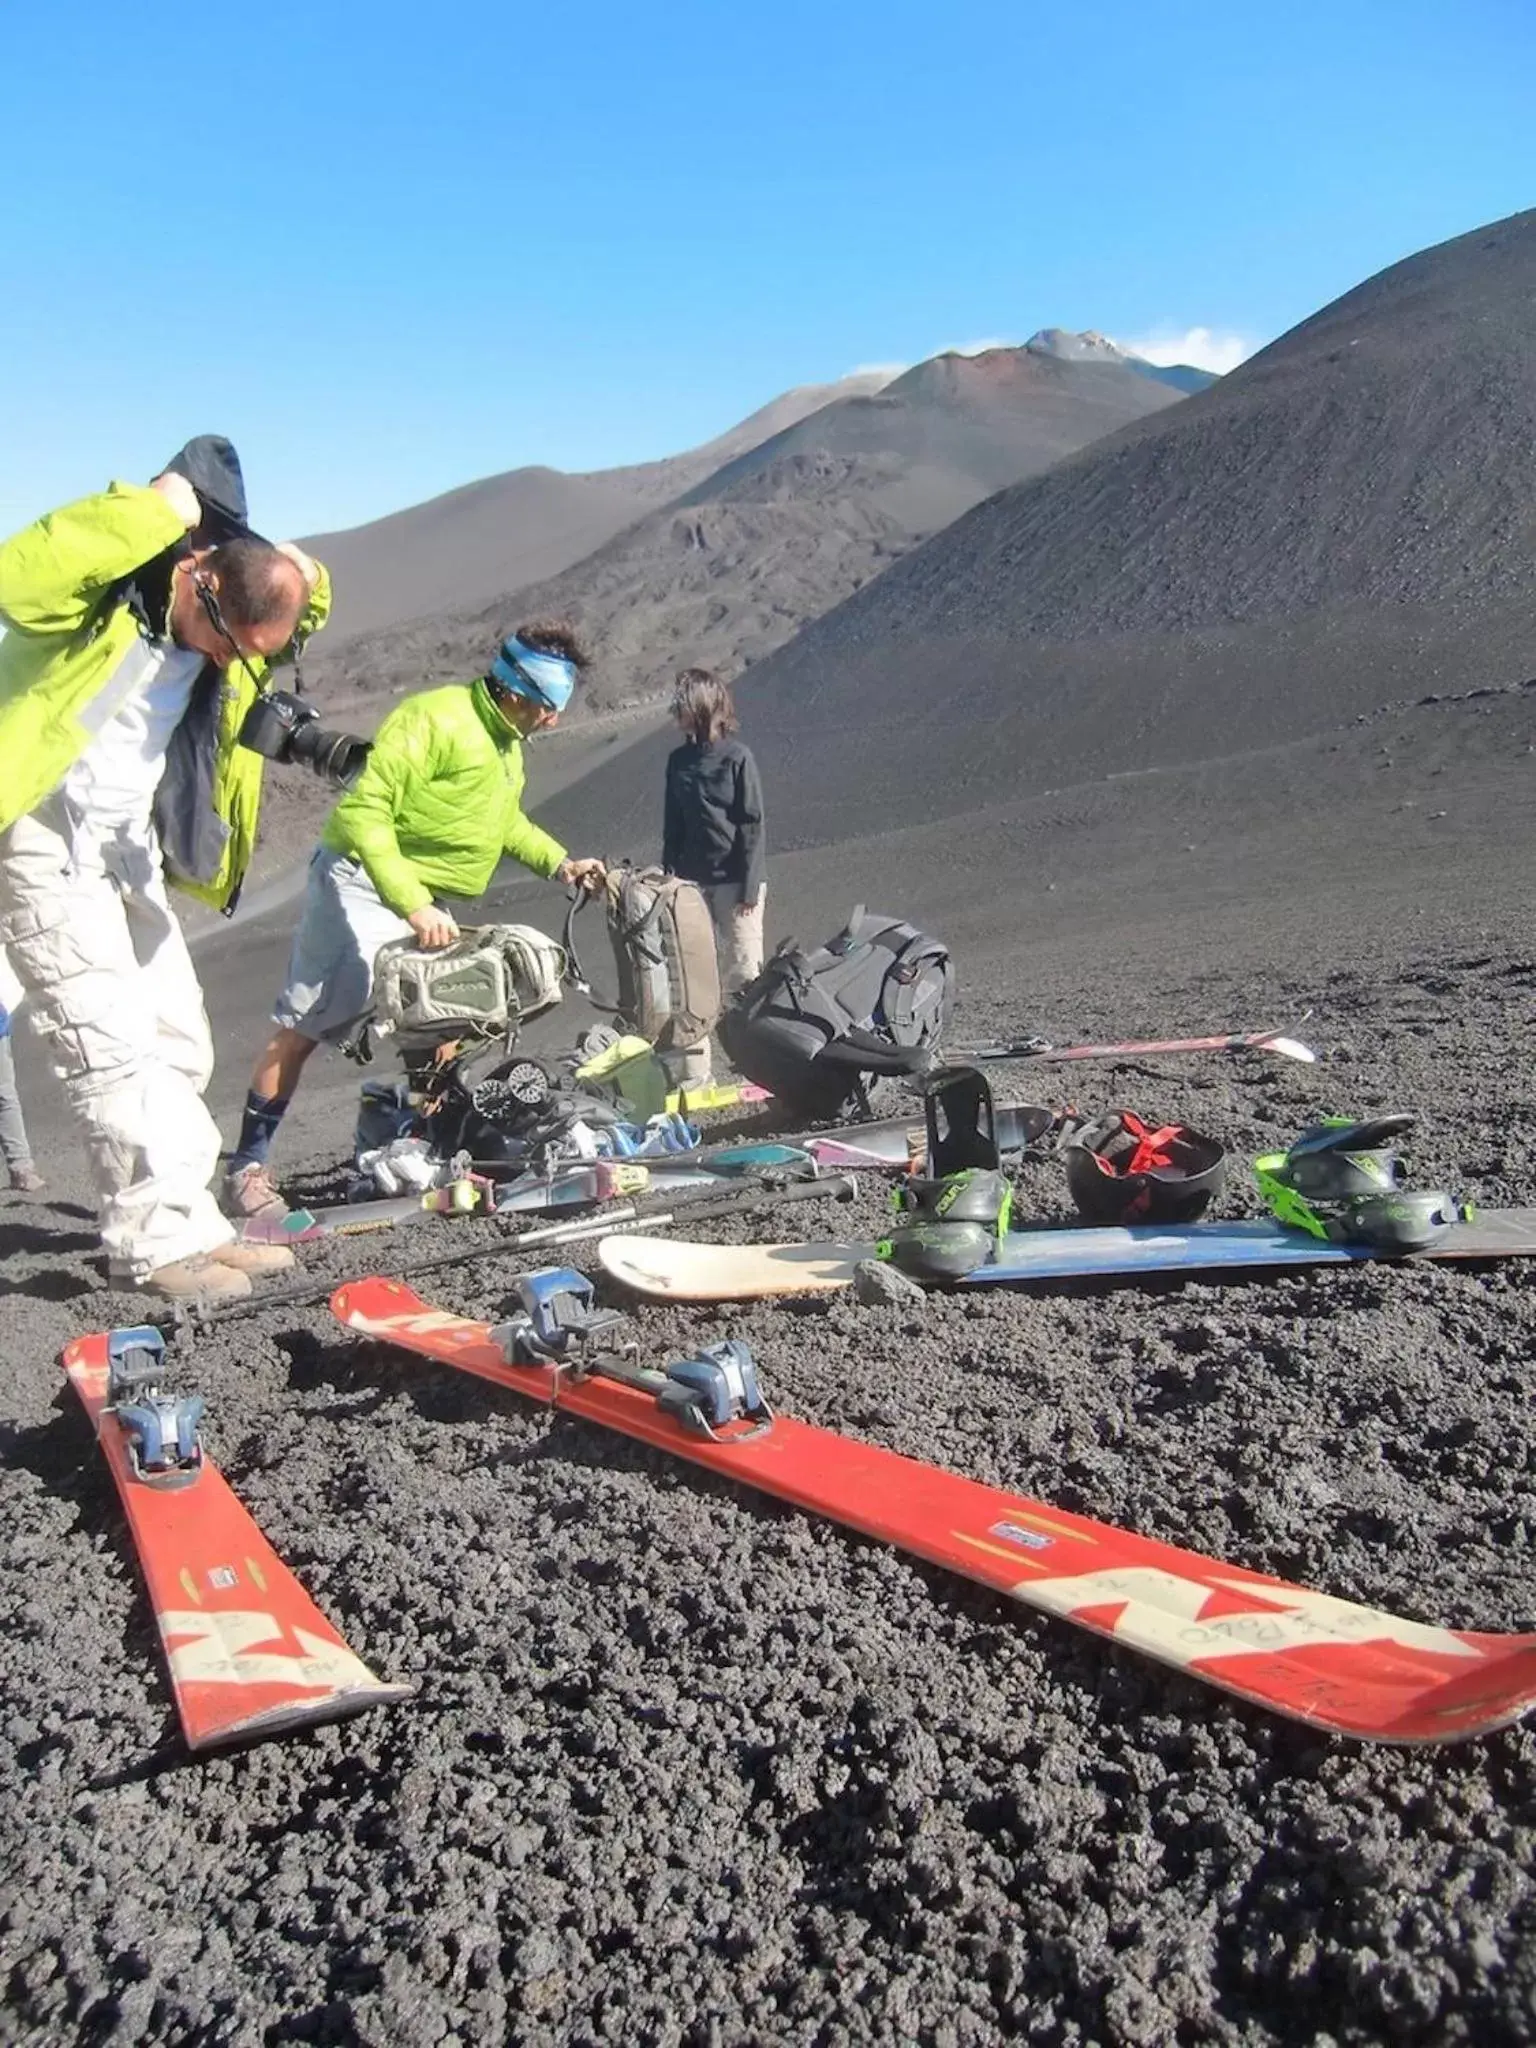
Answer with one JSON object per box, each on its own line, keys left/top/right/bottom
{"left": 671, "top": 667, "right": 739, "bottom": 743}
{"left": 514, "top": 616, "right": 592, "bottom": 670}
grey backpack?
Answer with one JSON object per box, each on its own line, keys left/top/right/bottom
{"left": 717, "top": 906, "right": 952, "bottom": 1117}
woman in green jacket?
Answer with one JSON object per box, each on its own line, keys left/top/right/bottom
{"left": 224, "top": 622, "right": 605, "bottom": 1220}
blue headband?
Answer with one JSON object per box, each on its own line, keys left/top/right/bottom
{"left": 488, "top": 635, "right": 577, "bottom": 714}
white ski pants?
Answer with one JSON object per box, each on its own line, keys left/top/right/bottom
{"left": 0, "top": 799, "right": 234, "bottom": 1279}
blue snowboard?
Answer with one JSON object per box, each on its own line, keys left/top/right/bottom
{"left": 972, "top": 1210, "right": 1536, "bottom": 1282}
{"left": 599, "top": 1209, "right": 1536, "bottom": 1301}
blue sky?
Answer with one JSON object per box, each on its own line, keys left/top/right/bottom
{"left": 2, "top": 0, "right": 1531, "bottom": 539}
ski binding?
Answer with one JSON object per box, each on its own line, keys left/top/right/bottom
{"left": 488, "top": 1268, "right": 773, "bottom": 1441}
{"left": 105, "top": 1327, "right": 205, "bottom": 1490}
{"left": 655, "top": 1338, "right": 774, "bottom": 1442}
{"left": 488, "top": 1265, "right": 629, "bottom": 1362}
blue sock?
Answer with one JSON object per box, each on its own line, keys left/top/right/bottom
{"left": 231, "top": 1091, "right": 290, "bottom": 1172}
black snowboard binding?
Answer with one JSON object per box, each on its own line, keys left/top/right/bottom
{"left": 873, "top": 1066, "right": 1011, "bottom": 1280}
{"left": 921, "top": 1064, "right": 1000, "bottom": 1174}
{"left": 879, "top": 1165, "right": 1013, "bottom": 1281}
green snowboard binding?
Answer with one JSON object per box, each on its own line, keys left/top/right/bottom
{"left": 1254, "top": 1115, "right": 1470, "bottom": 1255}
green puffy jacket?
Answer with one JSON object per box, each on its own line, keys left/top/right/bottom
{"left": 322, "top": 679, "right": 567, "bottom": 915}
{"left": 0, "top": 482, "right": 331, "bottom": 911}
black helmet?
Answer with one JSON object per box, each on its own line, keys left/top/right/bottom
{"left": 1063, "top": 1111, "right": 1227, "bottom": 1225}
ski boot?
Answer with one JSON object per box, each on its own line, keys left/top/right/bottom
{"left": 105, "top": 1327, "right": 205, "bottom": 1489}
{"left": 879, "top": 1167, "right": 1013, "bottom": 1281}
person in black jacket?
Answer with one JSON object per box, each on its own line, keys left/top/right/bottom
{"left": 662, "top": 668, "right": 765, "bottom": 1081}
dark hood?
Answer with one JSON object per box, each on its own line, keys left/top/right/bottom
{"left": 117, "top": 434, "right": 271, "bottom": 638}
{"left": 161, "top": 434, "right": 270, "bottom": 548}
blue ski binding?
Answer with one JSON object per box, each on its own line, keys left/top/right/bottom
{"left": 490, "top": 1269, "right": 774, "bottom": 1439}
{"left": 492, "top": 1267, "right": 628, "bottom": 1363}
{"left": 657, "top": 1339, "right": 773, "bottom": 1442}
{"left": 105, "top": 1326, "right": 205, "bottom": 1489}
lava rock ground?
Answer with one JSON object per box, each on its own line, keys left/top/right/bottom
{"left": 4, "top": 799, "right": 1536, "bottom": 2044}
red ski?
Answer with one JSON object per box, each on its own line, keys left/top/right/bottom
{"left": 332, "top": 1277, "right": 1536, "bottom": 1746}
{"left": 63, "top": 1327, "right": 411, "bottom": 1751}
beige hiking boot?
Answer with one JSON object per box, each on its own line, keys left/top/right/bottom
{"left": 137, "top": 1253, "right": 253, "bottom": 1303}
{"left": 209, "top": 1239, "right": 297, "bottom": 1277}
{"left": 222, "top": 1162, "right": 290, "bottom": 1223}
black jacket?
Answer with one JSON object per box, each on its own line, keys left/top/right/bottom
{"left": 663, "top": 736, "right": 765, "bottom": 906}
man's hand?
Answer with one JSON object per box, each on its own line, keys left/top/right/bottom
{"left": 150, "top": 472, "right": 201, "bottom": 529}
{"left": 274, "top": 541, "right": 322, "bottom": 592}
{"left": 408, "top": 905, "right": 460, "bottom": 950}
{"left": 735, "top": 901, "right": 758, "bottom": 920}
{"left": 557, "top": 857, "right": 606, "bottom": 895}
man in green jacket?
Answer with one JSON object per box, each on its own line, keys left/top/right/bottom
{"left": 224, "top": 621, "right": 605, "bottom": 1219}
{"left": 0, "top": 440, "right": 332, "bottom": 1301}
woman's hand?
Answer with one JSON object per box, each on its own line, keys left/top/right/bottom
{"left": 557, "top": 857, "right": 607, "bottom": 894}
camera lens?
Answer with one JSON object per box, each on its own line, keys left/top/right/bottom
{"left": 260, "top": 705, "right": 370, "bottom": 788}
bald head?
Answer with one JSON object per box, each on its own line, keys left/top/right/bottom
{"left": 171, "top": 539, "right": 308, "bottom": 665}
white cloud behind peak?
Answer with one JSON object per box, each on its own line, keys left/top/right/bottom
{"left": 1117, "top": 326, "right": 1256, "bottom": 374}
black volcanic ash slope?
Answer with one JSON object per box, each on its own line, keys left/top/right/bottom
{"left": 713, "top": 208, "right": 1536, "bottom": 850}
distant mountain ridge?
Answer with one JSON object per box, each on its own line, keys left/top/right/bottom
{"left": 307, "top": 342, "right": 1186, "bottom": 711}
{"left": 302, "top": 334, "right": 1217, "bottom": 654}
{"left": 302, "top": 370, "right": 897, "bottom": 646}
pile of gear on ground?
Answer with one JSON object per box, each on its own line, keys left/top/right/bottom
{"left": 58, "top": 892, "right": 1536, "bottom": 1760}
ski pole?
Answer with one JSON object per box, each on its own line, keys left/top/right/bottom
{"left": 166, "top": 1172, "right": 861, "bottom": 1331}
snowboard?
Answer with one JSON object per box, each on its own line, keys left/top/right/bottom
{"left": 598, "top": 1209, "right": 1536, "bottom": 1302}
{"left": 62, "top": 1328, "right": 410, "bottom": 1751}
{"left": 330, "top": 1278, "right": 1536, "bottom": 1744}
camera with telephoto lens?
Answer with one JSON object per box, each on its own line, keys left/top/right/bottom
{"left": 238, "top": 690, "right": 370, "bottom": 788}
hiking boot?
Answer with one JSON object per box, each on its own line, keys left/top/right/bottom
{"left": 8, "top": 1164, "right": 45, "bottom": 1194}
{"left": 223, "top": 1162, "right": 290, "bottom": 1223}
{"left": 136, "top": 1253, "right": 253, "bottom": 1303}
{"left": 209, "top": 1239, "right": 297, "bottom": 1277}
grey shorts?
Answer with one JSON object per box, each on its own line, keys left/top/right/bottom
{"left": 273, "top": 848, "right": 413, "bottom": 1045}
